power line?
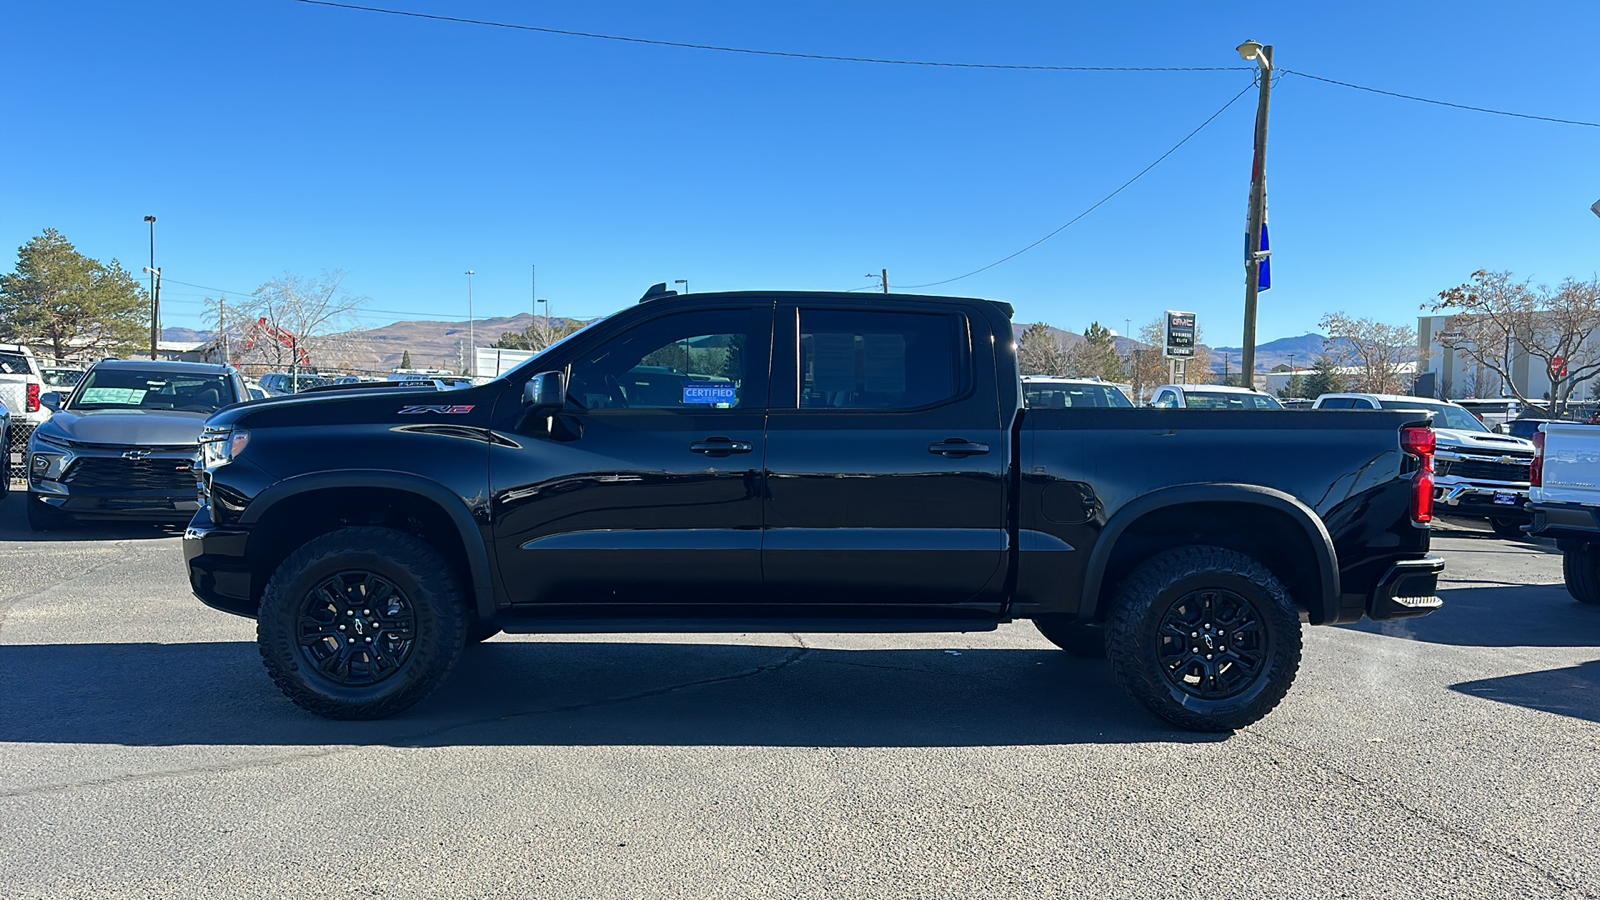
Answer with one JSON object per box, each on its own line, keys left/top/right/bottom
{"left": 1281, "top": 68, "right": 1599, "bottom": 128}
{"left": 894, "top": 79, "right": 1257, "bottom": 290}
{"left": 293, "top": 1, "right": 1599, "bottom": 127}
{"left": 290, "top": 0, "right": 1246, "bottom": 72}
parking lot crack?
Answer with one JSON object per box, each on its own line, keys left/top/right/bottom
{"left": 1237, "top": 729, "right": 1597, "bottom": 898}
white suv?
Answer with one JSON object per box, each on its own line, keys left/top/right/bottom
{"left": 1313, "top": 393, "right": 1535, "bottom": 537}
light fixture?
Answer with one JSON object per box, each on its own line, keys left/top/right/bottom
{"left": 1236, "top": 40, "right": 1265, "bottom": 63}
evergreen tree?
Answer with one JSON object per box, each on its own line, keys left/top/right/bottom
{"left": 400, "top": 350, "right": 412, "bottom": 369}
{"left": 0, "top": 229, "right": 147, "bottom": 360}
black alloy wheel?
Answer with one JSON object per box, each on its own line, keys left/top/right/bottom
{"left": 1108, "top": 546, "right": 1302, "bottom": 732}
{"left": 1154, "top": 588, "right": 1269, "bottom": 701}
{"left": 257, "top": 526, "right": 467, "bottom": 719}
{"left": 295, "top": 571, "right": 417, "bottom": 686}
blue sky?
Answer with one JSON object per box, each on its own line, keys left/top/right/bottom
{"left": 2, "top": 1, "right": 1596, "bottom": 357}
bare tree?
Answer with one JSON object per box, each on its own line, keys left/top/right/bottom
{"left": 1017, "top": 322, "right": 1068, "bottom": 376}
{"left": 496, "top": 316, "right": 583, "bottom": 352}
{"left": 1318, "top": 312, "right": 1418, "bottom": 394}
{"left": 210, "top": 272, "right": 374, "bottom": 376}
{"left": 1432, "top": 270, "right": 1600, "bottom": 417}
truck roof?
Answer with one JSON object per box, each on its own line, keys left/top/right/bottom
{"left": 635, "top": 288, "right": 1015, "bottom": 319}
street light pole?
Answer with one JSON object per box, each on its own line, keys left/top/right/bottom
{"left": 144, "top": 215, "right": 157, "bottom": 359}
{"left": 674, "top": 279, "right": 689, "bottom": 295}
{"left": 1238, "top": 40, "right": 1273, "bottom": 390}
{"left": 465, "top": 270, "right": 475, "bottom": 376}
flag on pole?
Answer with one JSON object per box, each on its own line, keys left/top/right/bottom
{"left": 1257, "top": 191, "right": 1271, "bottom": 291}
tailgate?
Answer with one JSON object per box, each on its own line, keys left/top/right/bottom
{"left": 1534, "top": 422, "right": 1600, "bottom": 506}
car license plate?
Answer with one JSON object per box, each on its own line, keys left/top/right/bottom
{"left": 1494, "top": 492, "right": 1517, "bottom": 505}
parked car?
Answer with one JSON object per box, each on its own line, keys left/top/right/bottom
{"left": 258, "top": 372, "right": 332, "bottom": 395}
{"left": 243, "top": 380, "right": 269, "bottom": 402}
{"left": 1313, "top": 393, "right": 1535, "bottom": 537}
{"left": 1504, "top": 417, "right": 1559, "bottom": 441}
{"left": 1527, "top": 423, "right": 1600, "bottom": 603}
{"left": 1455, "top": 397, "right": 1532, "bottom": 431}
{"left": 186, "top": 287, "right": 1442, "bottom": 732}
{"left": 0, "top": 343, "right": 48, "bottom": 480}
{"left": 26, "top": 359, "right": 250, "bottom": 530}
{"left": 1148, "top": 384, "right": 1285, "bottom": 409}
{"left": 1021, "top": 376, "right": 1134, "bottom": 408}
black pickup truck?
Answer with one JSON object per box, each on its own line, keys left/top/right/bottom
{"left": 185, "top": 287, "right": 1444, "bottom": 731}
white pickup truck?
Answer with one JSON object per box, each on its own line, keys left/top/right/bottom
{"left": 0, "top": 343, "right": 48, "bottom": 480}
{"left": 1526, "top": 422, "right": 1600, "bottom": 604}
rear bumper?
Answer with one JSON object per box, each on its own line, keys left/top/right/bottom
{"left": 1527, "top": 502, "right": 1600, "bottom": 545}
{"left": 1364, "top": 557, "right": 1446, "bottom": 621}
{"left": 183, "top": 509, "right": 257, "bottom": 618}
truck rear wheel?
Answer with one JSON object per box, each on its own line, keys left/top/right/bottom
{"left": 1561, "top": 547, "right": 1600, "bottom": 605}
{"left": 1032, "top": 617, "right": 1107, "bottom": 658}
{"left": 1107, "top": 546, "right": 1302, "bottom": 732}
{"left": 256, "top": 526, "right": 467, "bottom": 719}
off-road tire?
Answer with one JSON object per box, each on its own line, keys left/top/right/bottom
{"left": 257, "top": 526, "right": 467, "bottom": 719}
{"left": 1561, "top": 547, "right": 1600, "bottom": 605}
{"left": 26, "top": 494, "right": 76, "bottom": 531}
{"left": 1488, "top": 516, "right": 1526, "bottom": 539}
{"left": 1032, "top": 617, "right": 1108, "bottom": 658}
{"left": 1107, "top": 545, "right": 1302, "bottom": 732}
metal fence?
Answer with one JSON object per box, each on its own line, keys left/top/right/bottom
{"left": 6, "top": 421, "right": 33, "bottom": 485}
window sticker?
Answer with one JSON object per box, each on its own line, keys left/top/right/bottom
{"left": 811, "top": 333, "right": 856, "bottom": 393}
{"left": 80, "top": 388, "right": 147, "bottom": 405}
{"left": 683, "top": 383, "right": 737, "bottom": 405}
{"left": 862, "top": 333, "right": 906, "bottom": 393}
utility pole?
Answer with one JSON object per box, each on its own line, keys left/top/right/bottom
{"left": 880, "top": 269, "right": 889, "bottom": 294}
{"left": 465, "top": 270, "right": 475, "bottom": 377}
{"left": 220, "top": 296, "right": 229, "bottom": 364}
{"left": 531, "top": 264, "right": 536, "bottom": 316}
{"left": 144, "top": 215, "right": 157, "bottom": 359}
{"left": 1238, "top": 40, "right": 1273, "bottom": 389}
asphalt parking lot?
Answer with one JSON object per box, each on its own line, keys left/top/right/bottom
{"left": 1, "top": 504, "right": 1596, "bottom": 900}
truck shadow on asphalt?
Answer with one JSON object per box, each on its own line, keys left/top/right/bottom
{"left": 1450, "top": 660, "right": 1600, "bottom": 725}
{"left": 0, "top": 640, "right": 1223, "bottom": 748}
{"left": 1342, "top": 583, "right": 1600, "bottom": 648}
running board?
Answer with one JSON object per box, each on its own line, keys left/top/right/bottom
{"left": 497, "top": 616, "right": 1004, "bottom": 635}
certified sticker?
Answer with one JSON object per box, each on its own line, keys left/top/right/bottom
{"left": 683, "top": 384, "right": 737, "bottom": 405}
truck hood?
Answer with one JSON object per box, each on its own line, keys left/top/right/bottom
{"left": 1434, "top": 428, "right": 1535, "bottom": 454}
{"left": 42, "top": 408, "right": 210, "bottom": 446}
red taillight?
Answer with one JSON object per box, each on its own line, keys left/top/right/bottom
{"left": 26, "top": 383, "right": 39, "bottom": 413}
{"left": 1531, "top": 431, "right": 1545, "bottom": 488}
{"left": 1402, "top": 426, "right": 1435, "bottom": 524}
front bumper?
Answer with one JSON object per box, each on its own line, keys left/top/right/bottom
{"left": 183, "top": 506, "right": 257, "bottom": 618}
{"left": 29, "top": 444, "right": 199, "bottom": 521}
{"left": 1436, "top": 483, "right": 1530, "bottom": 520}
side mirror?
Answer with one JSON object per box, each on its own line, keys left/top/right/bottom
{"left": 39, "top": 391, "right": 62, "bottom": 412}
{"left": 522, "top": 370, "right": 566, "bottom": 410}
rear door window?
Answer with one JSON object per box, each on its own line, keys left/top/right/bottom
{"left": 798, "top": 309, "right": 964, "bottom": 410}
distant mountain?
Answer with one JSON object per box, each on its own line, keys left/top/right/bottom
{"left": 161, "top": 327, "right": 213, "bottom": 344}
{"left": 1208, "top": 334, "right": 1351, "bottom": 373}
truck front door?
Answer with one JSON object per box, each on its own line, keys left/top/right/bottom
{"left": 488, "top": 302, "right": 774, "bottom": 604}
{"left": 761, "top": 302, "right": 1007, "bottom": 607}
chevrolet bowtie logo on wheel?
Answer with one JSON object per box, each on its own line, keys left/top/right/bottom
{"left": 122, "top": 450, "right": 151, "bottom": 461}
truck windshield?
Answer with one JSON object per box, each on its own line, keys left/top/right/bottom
{"left": 1378, "top": 400, "right": 1489, "bottom": 432}
{"left": 1182, "top": 391, "right": 1284, "bottom": 410}
{"left": 73, "top": 369, "right": 238, "bottom": 413}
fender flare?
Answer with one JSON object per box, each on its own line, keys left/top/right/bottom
{"left": 241, "top": 469, "right": 497, "bottom": 620}
{"left": 1083, "top": 483, "right": 1340, "bottom": 624}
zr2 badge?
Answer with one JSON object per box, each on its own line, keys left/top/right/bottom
{"left": 398, "top": 405, "right": 475, "bottom": 415}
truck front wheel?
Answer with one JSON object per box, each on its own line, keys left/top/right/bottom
{"left": 1561, "top": 547, "right": 1600, "bottom": 605}
{"left": 256, "top": 526, "right": 468, "bottom": 719}
{"left": 1107, "top": 546, "right": 1302, "bottom": 732}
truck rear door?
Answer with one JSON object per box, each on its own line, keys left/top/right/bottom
{"left": 760, "top": 301, "right": 1007, "bottom": 606}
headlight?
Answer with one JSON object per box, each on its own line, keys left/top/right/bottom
{"left": 198, "top": 429, "right": 250, "bottom": 470}
{"left": 33, "top": 429, "right": 73, "bottom": 450}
